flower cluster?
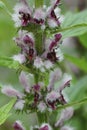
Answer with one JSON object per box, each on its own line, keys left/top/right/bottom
{"left": 12, "top": 0, "right": 64, "bottom": 68}
{"left": 1, "top": 0, "right": 74, "bottom": 130}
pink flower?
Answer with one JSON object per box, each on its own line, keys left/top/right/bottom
{"left": 14, "top": 100, "right": 25, "bottom": 110}
{"left": 19, "top": 71, "right": 34, "bottom": 93}
{"left": 46, "top": 91, "right": 60, "bottom": 109}
{"left": 1, "top": 85, "right": 23, "bottom": 98}
{"left": 33, "top": 84, "right": 41, "bottom": 92}
{"left": 47, "top": 18, "right": 58, "bottom": 28}
{"left": 13, "top": 120, "right": 25, "bottom": 130}
{"left": 34, "top": 57, "right": 44, "bottom": 69}
{"left": 33, "top": 8, "right": 46, "bottom": 24}
{"left": 47, "top": 68, "right": 62, "bottom": 91}
{"left": 14, "top": 30, "right": 34, "bottom": 48}
{"left": 37, "top": 101, "right": 47, "bottom": 113}
{"left": 44, "top": 60, "right": 53, "bottom": 70}
{"left": 39, "top": 123, "right": 52, "bottom": 130}
{"left": 58, "top": 73, "right": 72, "bottom": 93}
{"left": 12, "top": 2, "right": 32, "bottom": 27}
{"left": 13, "top": 54, "right": 26, "bottom": 64}
{"left": 55, "top": 107, "right": 74, "bottom": 127}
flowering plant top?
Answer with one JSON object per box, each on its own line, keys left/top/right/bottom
{"left": 1, "top": 0, "right": 74, "bottom": 130}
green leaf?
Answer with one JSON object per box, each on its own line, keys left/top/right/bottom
{"left": 0, "top": 99, "right": 16, "bottom": 125}
{"left": 50, "top": 10, "right": 87, "bottom": 38}
{"left": 61, "top": 10, "right": 87, "bottom": 38}
{"left": 0, "top": 1, "right": 6, "bottom": 9}
{"left": 65, "top": 54, "right": 87, "bottom": 72}
{"left": 79, "top": 33, "right": 87, "bottom": 48}
{"left": 70, "top": 76, "right": 87, "bottom": 101}
{"left": 0, "top": 56, "right": 20, "bottom": 69}
{"left": 0, "top": 1, "right": 11, "bottom": 16}
{"left": 57, "top": 97, "right": 87, "bottom": 110}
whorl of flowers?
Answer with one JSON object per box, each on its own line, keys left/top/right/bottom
{"left": 1, "top": 0, "right": 74, "bottom": 130}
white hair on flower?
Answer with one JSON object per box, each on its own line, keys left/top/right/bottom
{"left": 33, "top": 8, "right": 46, "bottom": 20}
{"left": 57, "top": 73, "right": 72, "bottom": 93}
{"left": 13, "top": 120, "right": 25, "bottom": 130}
{"left": 46, "top": 91, "right": 60, "bottom": 102}
{"left": 1, "top": 85, "right": 23, "bottom": 98}
{"left": 44, "top": 60, "right": 53, "bottom": 69}
{"left": 14, "top": 100, "right": 25, "bottom": 110}
{"left": 12, "top": 2, "right": 32, "bottom": 27}
{"left": 34, "top": 57, "right": 44, "bottom": 69}
{"left": 47, "top": 18, "right": 58, "bottom": 28}
{"left": 55, "top": 48, "right": 64, "bottom": 62}
{"left": 12, "top": 54, "right": 26, "bottom": 64}
{"left": 19, "top": 71, "right": 34, "bottom": 93}
{"left": 47, "top": 68, "right": 62, "bottom": 91}
{"left": 37, "top": 101, "right": 47, "bottom": 113}
{"left": 40, "top": 123, "right": 52, "bottom": 130}
{"left": 55, "top": 107, "right": 74, "bottom": 127}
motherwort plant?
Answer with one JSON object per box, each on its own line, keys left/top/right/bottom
{"left": 1, "top": 0, "right": 74, "bottom": 129}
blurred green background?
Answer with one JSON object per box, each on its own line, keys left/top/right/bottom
{"left": 0, "top": 0, "right": 87, "bottom": 130}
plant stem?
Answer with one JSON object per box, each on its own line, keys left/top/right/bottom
{"left": 37, "top": 112, "right": 48, "bottom": 125}
{"left": 35, "top": 0, "right": 44, "bottom": 8}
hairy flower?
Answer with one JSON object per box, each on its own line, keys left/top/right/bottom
{"left": 19, "top": 71, "right": 34, "bottom": 93}
{"left": 12, "top": 2, "right": 32, "bottom": 27}
{"left": 46, "top": 91, "right": 60, "bottom": 109}
{"left": 13, "top": 120, "right": 25, "bottom": 130}
{"left": 55, "top": 107, "right": 74, "bottom": 127}
{"left": 47, "top": 68, "right": 62, "bottom": 91}
{"left": 37, "top": 101, "right": 47, "bottom": 113}
{"left": 34, "top": 57, "right": 44, "bottom": 69}
{"left": 39, "top": 123, "right": 52, "bottom": 130}
{"left": 12, "top": 54, "right": 26, "bottom": 64}
{"left": 14, "top": 100, "right": 25, "bottom": 110}
{"left": 58, "top": 73, "right": 72, "bottom": 93}
{"left": 44, "top": 60, "right": 53, "bottom": 70}
{"left": 1, "top": 85, "right": 23, "bottom": 98}
{"left": 33, "top": 8, "right": 46, "bottom": 25}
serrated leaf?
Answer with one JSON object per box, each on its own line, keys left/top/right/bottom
{"left": 62, "top": 25, "right": 87, "bottom": 39}
{"left": 61, "top": 10, "right": 87, "bottom": 38}
{"left": 50, "top": 10, "right": 87, "bottom": 38}
{"left": 0, "top": 99, "right": 16, "bottom": 125}
{"left": 65, "top": 54, "right": 87, "bottom": 72}
{"left": 0, "top": 56, "right": 20, "bottom": 69}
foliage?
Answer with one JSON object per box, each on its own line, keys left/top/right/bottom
{"left": 0, "top": 99, "right": 16, "bottom": 126}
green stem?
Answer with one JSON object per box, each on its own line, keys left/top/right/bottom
{"left": 37, "top": 112, "right": 48, "bottom": 125}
